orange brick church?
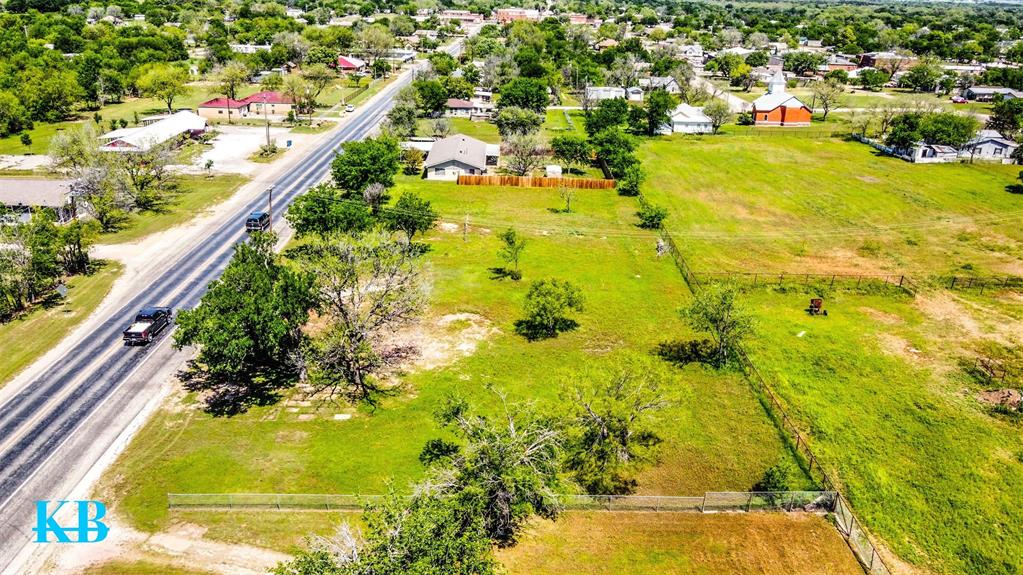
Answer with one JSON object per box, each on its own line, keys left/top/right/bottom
{"left": 752, "top": 71, "right": 812, "bottom": 127}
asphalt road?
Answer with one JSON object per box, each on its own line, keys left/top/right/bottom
{"left": 0, "top": 41, "right": 459, "bottom": 573}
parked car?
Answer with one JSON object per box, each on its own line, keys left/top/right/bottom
{"left": 123, "top": 306, "right": 173, "bottom": 345}
{"left": 246, "top": 211, "right": 270, "bottom": 232}
{"left": 951, "top": 96, "right": 967, "bottom": 104}
{"left": 345, "top": 104, "right": 355, "bottom": 113}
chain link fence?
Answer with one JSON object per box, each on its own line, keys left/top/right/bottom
{"left": 167, "top": 491, "right": 836, "bottom": 514}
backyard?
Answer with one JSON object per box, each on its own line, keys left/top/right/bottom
{"left": 640, "top": 132, "right": 1023, "bottom": 575}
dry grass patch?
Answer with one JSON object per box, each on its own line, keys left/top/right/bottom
{"left": 498, "top": 511, "right": 862, "bottom": 575}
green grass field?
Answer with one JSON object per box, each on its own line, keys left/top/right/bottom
{"left": 0, "top": 261, "right": 122, "bottom": 388}
{"left": 743, "top": 288, "right": 1023, "bottom": 574}
{"left": 638, "top": 134, "right": 1022, "bottom": 277}
{"left": 639, "top": 133, "right": 1023, "bottom": 574}
{"left": 100, "top": 174, "right": 249, "bottom": 244}
{"left": 96, "top": 176, "right": 803, "bottom": 540}
{"left": 416, "top": 117, "right": 500, "bottom": 143}
{"left": 712, "top": 80, "right": 975, "bottom": 111}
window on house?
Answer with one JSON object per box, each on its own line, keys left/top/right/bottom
{"left": 435, "top": 168, "right": 445, "bottom": 176}
{"left": 995, "top": 147, "right": 1003, "bottom": 156}
{"left": 762, "top": 114, "right": 768, "bottom": 120}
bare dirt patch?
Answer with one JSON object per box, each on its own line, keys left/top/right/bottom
{"left": 977, "top": 388, "right": 1022, "bottom": 409}
{"left": 437, "top": 222, "right": 460, "bottom": 233}
{"left": 859, "top": 307, "right": 904, "bottom": 325}
{"left": 400, "top": 313, "right": 498, "bottom": 371}
{"left": 916, "top": 291, "right": 1023, "bottom": 348}
{"left": 856, "top": 175, "right": 881, "bottom": 184}
{"left": 792, "top": 247, "right": 888, "bottom": 275}
{"left": 53, "top": 516, "right": 289, "bottom": 575}
{"left": 876, "top": 333, "right": 925, "bottom": 363}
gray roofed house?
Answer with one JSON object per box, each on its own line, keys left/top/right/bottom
{"left": 0, "top": 179, "right": 78, "bottom": 223}
{"left": 423, "top": 135, "right": 495, "bottom": 180}
{"left": 638, "top": 76, "right": 681, "bottom": 93}
{"left": 963, "top": 86, "right": 1023, "bottom": 102}
{"left": 961, "top": 130, "right": 1018, "bottom": 162}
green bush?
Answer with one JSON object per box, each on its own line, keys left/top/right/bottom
{"left": 636, "top": 204, "right": 668, "bottom": 229}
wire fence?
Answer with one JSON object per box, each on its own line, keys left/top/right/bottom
{"left": 650, "top": 211, "right": 893, "bottom": 575}
{"left": 166, "top": 491, "right": 837, "bottom": 514}
{"left": 695, "top": 271, "right": 918, "bottom": 295}
{"left": 944, "top": 274, "right": 1023, "bottom": 294}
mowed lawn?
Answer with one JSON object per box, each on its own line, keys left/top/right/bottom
{"left": 638, "top": 135, "right": 1023, "bottom": 277}
{"left": 96, "top": 177, "right": 802, "bottom": 544}
{"left": 499, "top": 512, "right": 862, "bottom": 575}
{"left": 0, "top": 261, "right": 122, "bottom": 388}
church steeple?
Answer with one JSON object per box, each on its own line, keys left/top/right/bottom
{"left": 767, "top": 70, "right": 786, "bottom": 94}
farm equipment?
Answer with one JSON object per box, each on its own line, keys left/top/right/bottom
{"left": 806, "top": 298, "right": 828, "bottom": 317}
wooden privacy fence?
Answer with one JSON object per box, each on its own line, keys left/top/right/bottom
{"left": 167, "top": 491, "right": 837, "bottom": 514}
{"left": 456, "top": 174, "right": 616, "bottom": 189}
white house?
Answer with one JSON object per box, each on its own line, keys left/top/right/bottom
{"left": 585, "top": 86, "right": 626, "bottom": 101}
{"left": 911, "top": 143, "right": 959, "bottom": 164}
{"left": 229, "top": 43, "right": 271, "bottom": 54}
{"left": 964, "top": 86, "right": 1023, "bottom": 102}
{"left": 444, "top": 98, "right": 494, "bottom": 118}
{"left": 423, "top": 135, "right": 499, "bottom": 180}
{"left": 660, "top": 103, "right": 714, "bottom": 134}
{"left": 639, "top": 76, "right": 681, "bottom": 93}
{"left": 626, "top": 86, "right": 644, "bottom": 102}
{"left": 960, "top": 130, "right": 1018, "bottom": 162}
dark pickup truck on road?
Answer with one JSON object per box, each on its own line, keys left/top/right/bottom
{"left": 122, "top": 306, "right": 173, "bottom": 345}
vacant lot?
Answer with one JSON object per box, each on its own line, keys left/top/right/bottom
{"left": 97, "top": 176, "right": 803, "bottom": 550}
{"left": 101, "top": 174, "right": 248, "bottom": 244}
{"left": 499, "top": 512, "right": 862, "bottom": 575}
{"left": 744, "top": 289, "right": 1023, "bottom": 575}
{"left": 639, "top": 134, "right": 1022, "bottom": 278}
{"left": 640, "top": 133, "right": 1023, "bottom": 574}
{"left": 0, "top": 261, "right": 122, "bottom": 388}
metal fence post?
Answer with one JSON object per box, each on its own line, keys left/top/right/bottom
{"left": 701, "top": 494, "right": 707, "bottom": 513}
{"left": 227, "top": 494, "right": 233, "bottom": 510}
{"left": 745, "top": 492, "right": 753, "bottom": 512}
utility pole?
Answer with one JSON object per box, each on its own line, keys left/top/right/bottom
{"left": 263, "top": 92, "right": 270, "bottom": 147}
{"left": 268, "top": 185, "right": 275, "bottom": 225}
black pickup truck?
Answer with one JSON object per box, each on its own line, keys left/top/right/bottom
{"left": 122, "top": 306, "right": 173, "bottom": 345}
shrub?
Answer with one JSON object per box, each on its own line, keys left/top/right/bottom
{"left": 20, "top": 133, "right": 32, "bottom": 147}
{"left": 636, "top": 203, "right": 668, "bottom": 229}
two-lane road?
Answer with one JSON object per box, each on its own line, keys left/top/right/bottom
{"left": 0, "top": 41, "right": 459, "bottom": 573}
